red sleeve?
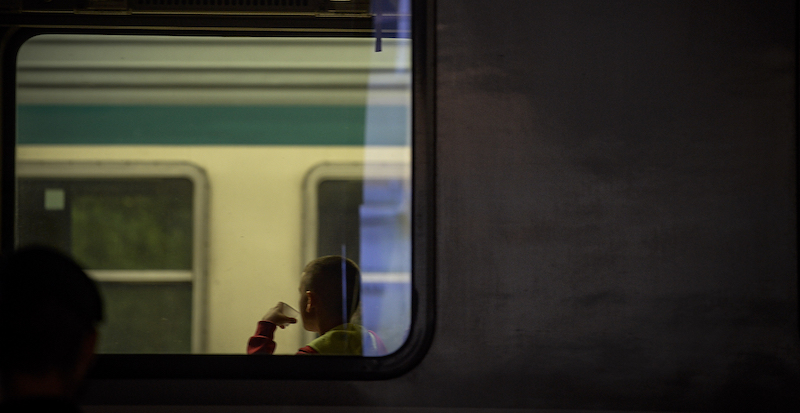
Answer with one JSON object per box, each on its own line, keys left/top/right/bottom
{"left": 247, "top": 321, "right": 277, "bottom": 355}
{"left": 247, "top": 321, "right": 319, "bottom": 355}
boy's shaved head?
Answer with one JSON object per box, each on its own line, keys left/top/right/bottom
{"left": 302, "top": 255, "right": 360, "bottom": 323}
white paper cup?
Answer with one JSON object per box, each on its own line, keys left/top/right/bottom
{"left": 277, "top": 302, "right": 300, "bottom": 327}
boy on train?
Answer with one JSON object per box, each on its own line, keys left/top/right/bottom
{"left": 247, "top": 255, "right": 386, "bottom": 356}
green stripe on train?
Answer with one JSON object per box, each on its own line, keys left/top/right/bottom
{"left": 17, "top": 106, "right": 409, "bottom": 146}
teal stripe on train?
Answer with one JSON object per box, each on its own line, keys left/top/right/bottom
{"left": 17, "top": 106, "right": 409, "bottom": 146}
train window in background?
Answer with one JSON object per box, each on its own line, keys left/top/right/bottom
{"left": 16, "top": 162, "right": 208, "bottom": 354}
{"left": 303, "top": 163, "right": 411, "bottom": 355}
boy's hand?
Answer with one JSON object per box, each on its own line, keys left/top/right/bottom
{"left": 261, "top": 302, "right": 299, "bottom": 328}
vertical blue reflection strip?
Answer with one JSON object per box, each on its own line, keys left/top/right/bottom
{"left": 360, "top": 11, "right": 413, "bottom": 352}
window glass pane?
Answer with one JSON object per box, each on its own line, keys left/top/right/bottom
{"left": 317, "top": 180, "right": 363, "bottom": 262}
{"left": 71, "top": 184, "right": 193, "bottom": 270}
{"left": 18, "top": 178, "right": 193, "bottom": 270}
{"left": 97, "top": 282, "right": 192, "bottom": 354}
{"left": 15, "top": 31, "right": 413, "bottom": 356}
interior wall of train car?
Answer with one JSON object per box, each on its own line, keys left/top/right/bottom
{"left": 0, "top": 0, "right": 796, "bottom": 412}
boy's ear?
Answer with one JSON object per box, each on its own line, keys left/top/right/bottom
{"left": 305, "top": 290, "right": 315, "bottom": 312}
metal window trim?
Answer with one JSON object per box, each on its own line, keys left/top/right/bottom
{"left": 87, "top": 270, "right": 194, "bottom": 283}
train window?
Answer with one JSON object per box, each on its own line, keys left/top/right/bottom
{"left": 303, "top": 163, "right": 411, "bottom": 355}
{"left": 16, "top": 162, "right": 208, "bottom": 354}
{"left": 1, "top": 0, "right": 433, "bottom": 379}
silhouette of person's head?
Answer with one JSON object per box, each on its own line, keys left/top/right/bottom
{"left": 0, "top": 246, "right": 103, "bottom": 402}
{"left": 298, "top": 255, "right": 360, "bottom": 335}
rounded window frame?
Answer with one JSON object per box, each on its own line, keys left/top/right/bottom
{"left": 0, "top": 1, "right": 435, "bottom": 380}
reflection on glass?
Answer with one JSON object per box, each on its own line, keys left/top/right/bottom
{"left": 15, "top": 30, "right": 412, "bottom": 355}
